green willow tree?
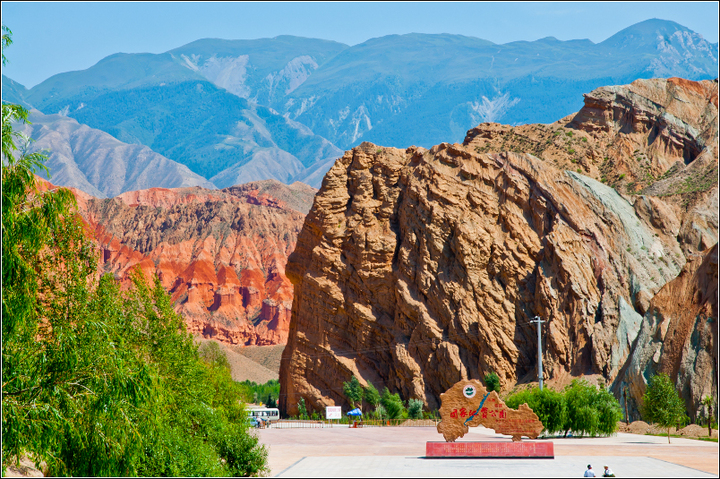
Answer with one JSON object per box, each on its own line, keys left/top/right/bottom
{"left": 642, "top": 373, "right": 689, "bottom": 444}
{"left": 342, "top": 376, "right": 363, "bottom": 410}
{"left": 2, "top": 26, "right": 267, "bottom": 476}
{"left": 364, "top": 381, "right": 381, "bottom": 409}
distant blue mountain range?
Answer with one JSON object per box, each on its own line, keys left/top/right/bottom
{"left": 3, "top": 19, "right": 717, "bottom": 192}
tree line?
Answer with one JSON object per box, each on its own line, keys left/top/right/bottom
{"left": 2, "top": 26, "right": 267, "bottom": 476}
{"left": 333, "top": 370, "right": 714, "bottom": 443}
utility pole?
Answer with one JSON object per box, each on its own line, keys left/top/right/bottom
{"left": 530, "top": 316, "right": 545, "bottom": 390}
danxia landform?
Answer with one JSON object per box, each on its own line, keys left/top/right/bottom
{"left": 279, "top": 77, "right": 718, "bottom": 419}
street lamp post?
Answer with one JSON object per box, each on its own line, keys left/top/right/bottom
{"left": 530, "top": 316, "right": 545, "bottom": 390}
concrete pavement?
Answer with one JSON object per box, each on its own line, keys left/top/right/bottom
{"left": 257, "top": 425, "right": 719, "bottom": 477}
{"left": 275, "top": 456, "right": 715, "bottom": 478}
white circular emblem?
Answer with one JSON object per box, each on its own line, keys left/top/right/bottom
{"left": 463, "top": 385, "right": 476, "bottom": 398}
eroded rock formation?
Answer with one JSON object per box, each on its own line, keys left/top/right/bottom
{"left": 280, "top": 78, "right": 717, "bottom": 416}
{"left": 614, "top": 244, "right": 718, "bottom": 421}
{"left": 76, "top": 180, "right": 316, "bottom": 345}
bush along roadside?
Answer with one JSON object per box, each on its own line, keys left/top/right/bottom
{"left": 505, "top": 379, "right": 622, "bottom": 437}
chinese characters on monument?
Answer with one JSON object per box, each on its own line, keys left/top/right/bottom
{"left": 436, "top": 379, "right": 544, "bottom": 442}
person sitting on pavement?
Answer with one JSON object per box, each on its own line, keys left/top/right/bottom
{"left": 602, "top": 465, "right": 615, "bottom": 477}
{"left": 584, "top": 464, "right": 596, "bottom": 477}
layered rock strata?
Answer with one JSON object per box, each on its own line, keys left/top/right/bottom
{"left": 466, "top": 78, "right": 718, "bottom": 257}
{"left": 614, "top": 244, "right": 717, "bottom": 421}
{"left": 280, "top": 78, "right": 717, "bottom": 416}
{"left": 77, "top": 180, "right": 316, "bottom": 345}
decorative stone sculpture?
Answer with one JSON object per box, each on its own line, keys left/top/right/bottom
{"left": 437, "top": 379, "right": 544, "bottom": 442}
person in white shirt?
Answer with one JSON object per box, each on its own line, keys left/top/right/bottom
{"left": 602, "top": 465, "right": 615, "bottom": 477}
{"left": 584, "top": 464, "right": 596, "bottom": 477}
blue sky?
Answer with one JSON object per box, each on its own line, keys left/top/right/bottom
{"left": 2, "top": 2, "right": 718, "bottom": 88}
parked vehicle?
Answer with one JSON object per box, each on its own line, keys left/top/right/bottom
{"left": 247, "top": 407, "right": 280, "bottom": 423}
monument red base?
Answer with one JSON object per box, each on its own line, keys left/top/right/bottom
{"left": 425, "top": 441, "right": 554, "bottom": 458}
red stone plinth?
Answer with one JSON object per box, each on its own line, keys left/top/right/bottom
{"left": 426, "top": 441, "right": 554, "bottom": 458}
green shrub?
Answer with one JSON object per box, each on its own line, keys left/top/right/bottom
{"left": 484, "top": 372, "right": 501, "bottom": 393}
{"left": 506, "top": 387, "right": 566, "bottom": 435}
{"left": 343, "top": 376, "right": 363, "bottom": 409}
{"left": 364, "top": 381, "right": 381, "bottom": 408}
{"left": 594, "top": 385, "right": 624, "bottom": 435}
{"left": 562, "top": 379, "right": 621, "bottom": 437}
{"left": 297, "top": 398, "right": 309, "bottom": 420}
{"left": 380, "top": 388, "right": 406, "bottom": 419}
{"left": 374, "top": 405, "right": 387, "bottom": 420}
{"left": 408, "top": 399, "right": 424, "bottom": 419}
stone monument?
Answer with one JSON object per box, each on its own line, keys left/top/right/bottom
{"left": 427, "top": 379, "right": 554, "bottom": 458}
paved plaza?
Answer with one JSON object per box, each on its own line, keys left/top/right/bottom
{"left": 258, "top": 425, "right": 719, "bottom": 477}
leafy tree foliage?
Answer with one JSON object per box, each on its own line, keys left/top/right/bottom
{"left": 505, "top": 380, "right": 621, "bottom": 437}
{"left": 237, "top": 379, "right": 280, "bottom": 408}
{"left": 342, "top": 376, "right": 363, "bottom": 409}
{"left": 642, "top": 373, "right": 689, "bottom": 443}
{"left": 373, "top": 404, "right": 387, "bottom": 420}
{"left": 380, "top": 388, "right": 407, "bottom": 419}
{"left": 198, "top": 341, "right": 232, "bottom": 370}
{"left": 2, "top": 27, "right": 268, "bottom": 476}
{"left": 297, "top": 398, "right": 309, "bottom": 419}
{"left": 506, "top": 387, "right": 567, "bottom": 435}
{"left": 701, "top": 395, "right": 715, "bottom": 437}
{"left": 593, "top": 384, "right": 624, "bottom": 435}
{"left": 563, "top": 380, "right": 622, "bottom": 437}
{"left": 408, "top": 398, "right": 424, "bottom": 419}
{"left": 484, "top": 372, "right": 501, "bottom": 393}
{"left": 364, "top": 381, "right": 381, "bottom": 408}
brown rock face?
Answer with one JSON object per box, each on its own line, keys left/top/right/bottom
{"left": 281, "top": 141, "right": 688, "bottom": 415}
{"left": 280, "top": 78, "right": 718, "bottom": 417}
{"left": 77, "top": 180, "right": 316, "bottom": 346}
{"left": 614, "top": 244, "right": 718, "bottom": 421}
{"left": 466, "top": 78, "right": 718, "bottom": 258}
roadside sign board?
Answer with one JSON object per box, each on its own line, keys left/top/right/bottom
{"left": 326, "top": 406, "right": 341, "bottom": 420}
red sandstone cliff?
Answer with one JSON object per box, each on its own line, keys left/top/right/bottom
{"left": 279, "top": 78, "right": 718, "bottom": 415}
{"left": 73, "top": 180, "right": 316, "bottom": 346}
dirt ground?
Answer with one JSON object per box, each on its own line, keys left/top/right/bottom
{"left": 257, "top": 425, "right": 719, "bottom": 477}
{"left": 195, "top": 338, "right": 281, "bottom": 383}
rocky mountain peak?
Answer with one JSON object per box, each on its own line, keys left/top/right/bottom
{"left": 279, "top": 77, "right": 717, "bottom": 417}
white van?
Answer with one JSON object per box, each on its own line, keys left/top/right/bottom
{"left": 247, "top": 407, "right": 280, "bottom": 423}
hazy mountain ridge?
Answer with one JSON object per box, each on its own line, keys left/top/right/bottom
{"left": 18, "top": 110, "right": 215, "bottom": 198}
{"left": 284, "top": 20, "right": 718, "bottom": 149}
{"left": 3, "top": 19, "right": 716, "bottom": 193}
{"left": 26, "top": 80, "right": 342, "bottom": 188}
{"left": 1, "top": 74, "right": 32, "bottom": 108}
{"left": 168, "top": 36, "right": 348, "bottom": 105}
